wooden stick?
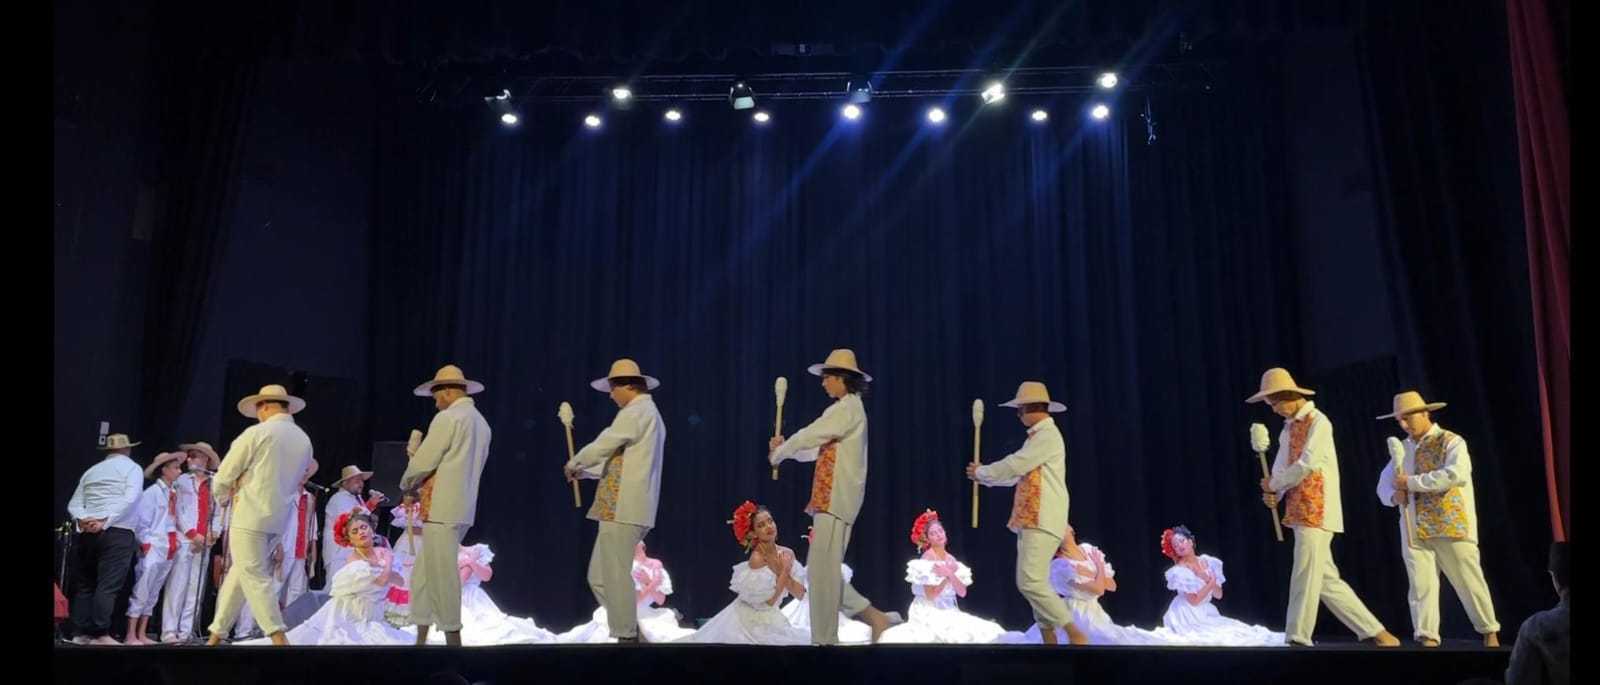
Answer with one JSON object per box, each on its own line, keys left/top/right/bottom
{"left": 559, "top": 402, "right": 580, "bottom": 508}
{"left": 1255, "top": 451, "right": 1285, "bottom": 542}
{"left": 771, "top": 377, "right": 787, "bottom": 480}
{"left": 971, "top": 399, "right": 984, "bottom": 529}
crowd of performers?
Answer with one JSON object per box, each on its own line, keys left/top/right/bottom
{"left": 63, "top": 353, "right": 1503, "bottom": 648}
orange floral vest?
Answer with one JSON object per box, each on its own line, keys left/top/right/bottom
{"left": 805, "top": 443, "right": 839, "bottom": 515}
{"left": 589, "top": 448, "right": 626, "bottom": 521}
{"left": 1412, "top": 430, "right": 1469, "bottom": 540}
{"left": 1280, "top": 416, "right": 1326, "bottom": 529}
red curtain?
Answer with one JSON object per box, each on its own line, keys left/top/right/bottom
{"left": 1505, "top": 0, "right": 1570, "bottom": 540}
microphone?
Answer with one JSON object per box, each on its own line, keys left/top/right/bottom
{"left": 304, "top": 481, "right": 331, "bottom": 494}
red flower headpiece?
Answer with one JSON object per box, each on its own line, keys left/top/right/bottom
{"left": 333, "top": 511, "right": 356, "bottom": 548}
{"left": 728, "top": 500, "right": 758, "bottom": 550}
{"left": 910, "top": 509, "right": 940, "bottom": 550}
{"left": 1159, "top": 525, "right": 1195, "bottom": 562}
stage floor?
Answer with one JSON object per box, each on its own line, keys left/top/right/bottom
{"left": 52, "top": 640, "right": 1510, "bottom": 685}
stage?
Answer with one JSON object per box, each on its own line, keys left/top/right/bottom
{"left": 52, "top": 641, "right": 1510, "bottom": 685}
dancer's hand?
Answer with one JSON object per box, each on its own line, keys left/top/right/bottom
{"left": 1262, "top": 492, "right": 1278, "bottom": 508}
{"left": 768, "top": 436, "right": 784, "bottom": 453}
{"left": 1392, "top": 472, "right": 1409, "bottom": 491}
{"left": 965, "top": 463, "right": 980, "bottom": 480}
{"left": 1258, "top": 477, "right": 1273, "bottom": 493}
{"left": 1392, "top": 491, "right": 1408, "bottom": 505}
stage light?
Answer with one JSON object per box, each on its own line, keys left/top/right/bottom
{"left": 612, "top": 86, "right": 632, "bottom": 102}
{"left": 500, "top": 113, "right": 519, "bottom": 126}
{"left": 926, "top": 107, "right": 947, "bottom": 124}
{"left": 664, "top": 109, "right": 683, "bottom": 122}
{"left": 980, "top": 81, "right": 1006, "bottom": 105}
{"left": 730, "top": 81, "right": 756, "bottom": 110}
{"left": 1030, "top": 109, "right": 1048, "bottom": 123}
{"left": 584, "top": 114, "right": 602, "bottom": 128}
{"left": 1098, "top": 72, "right": 1119, "bottom": 90}
{"left": 841, "top": 104, "right": 862, "bottom": 120}
{"left": 753, "top": 110, "right": 771, "bottom": 124}
{"left": 493, "top": 89, "right": 511, "bottom": 101}
{"left": 847, "top": 78, "right": 873, "bottom": 105}
{"left": 1090, "top": 104, "right": 1110, "bottom": 120}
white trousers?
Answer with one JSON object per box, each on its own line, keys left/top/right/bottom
{"left": 126, "top": 546, "right": 175, "bottom": 618}
{"left": 161, "top": 543, "right": 206, "bottom": 638}
{"left": 1397, "top": 517, "right": 1500, "bottom": 640}
{"left": 1285, "top": 527, "right": 1386, "bottom": 645}
{"left": 209, "top": 528, "right": 286, "bottom": 638}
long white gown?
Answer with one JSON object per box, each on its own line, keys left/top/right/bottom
{"left": 407, "top": 544, "right": 558, "bottom": 645}
{"left": 239, "top": 550, "right": 413, "bottom": 646}
{"left": 558, "top": 557, "right": 695, "bottom": 643}
{"left": 1151, "top": 555, "right": 1285, "bottom": 646}
{"left": 675, "top": 562, "right": 812, "bottom": 645}
{"left": 878, "top": 556, "right": 1005, "bottom": 644}
{"left": 997, "top": 543, "right": 1176, "bottom": 645}
{"left": 779, "top": 563, "right": 873, "bottom": 645}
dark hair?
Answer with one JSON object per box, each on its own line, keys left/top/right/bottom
{"left": 1021, "top": 402, "right": 1050, "bottom": 414}
{"left": 610, "top": 377, "right": 649, "bottom": 393}
{"left": 1266, "top": 391, "right": 1307, "bottom": 404}
{"left": 823, "top": 370, "right": 870, "bottom": 396}
{"left": 1550, "top": 541, "right": 1569, "bottom": 589}
{"left": 1172, "top": 525, "right": 1195, "bottom": 543}
{"left": 433, "top": 383, "right": 468, "bottom": 394}
{"left": 344, "top": 511, "right": 376, "bottom": 532}
{"left": 260, "top": 400, "right": 290, "bottom": 411}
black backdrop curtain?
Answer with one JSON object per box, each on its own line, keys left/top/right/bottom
{"left": 368, "top": 62, "right": 1328, "bottom": 632}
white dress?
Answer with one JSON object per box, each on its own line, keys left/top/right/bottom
{"left": 558, "top": 558, "right": 695, "bottom": 643}
{"left": 1153, "top": 555, "right": 1285, "bottom": 647}
{"left": 780, "top": 563, "right": 873, "bottom": 645}
{"left": 676, "top": 562, "right": 812, "bottom": 645}
{"left": 407, "top": 544, "right": 557, "bottom": 645}
{"left": 998, "top": 543, "right": 1175, "bottom": 645}
{"left": 878, "top": 556, "right": 1005, "bottom": 644}
{"left": 240, "top": 551, "right": 413, "bottom": 646}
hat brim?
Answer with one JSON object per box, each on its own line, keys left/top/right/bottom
{"left": 334, "top": 471, "right": 374, "bottom": 485}
{"left": 413, "top": 379, "right": 486, "bottom": 397}
{"left": 999, "top": 399, "right": 1067, "bottom": 413}
{"left": 236, "top": 394, "right": 307, "bottom": 418}
{"left": 98, "top": 441, "right": 142, "bottom": 451}
{"left": 1245, "top": 387, "right": 1316, "bottom": 403}
{"left": 177, "top": 443, "right": 221, "bottom": 469}
{"left": 143, "top": 453, "right": 184, "bottom": 479}
{"left": 1375, "top": 402, "right": 1447, "bottom": 420}
{"left": 590, "top": 375, "right": 661, "bottom": 392}
{"left": 807, "top": 364, "right": 873, "bottom": 383}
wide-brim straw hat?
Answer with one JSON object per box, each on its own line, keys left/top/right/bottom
{"left": 413, "top": 364, "right": 486, "bottom": 397}
{"left": 176, "top": 442, "right": 221, "bottom": 469}
{"left": 1375, "top": 391, "right": 1447, "bottom": 419}
{"left": 99, "top": 433, "right": 141, "bottom": 451}
{"left": 333, "top": 464, "right": 374, "bottom": 486}
{"left": 143, "top": 451, "right": 185, "bottom": 479}
{"left": 1245, "top": 368, "right": 1316, "bottom": 403}
{"left": 998, "top": 381, "right": 1066, "bottom": 413}
{"left": 590, "top": 358, "right": 661, "bottom": 392}
{"left": 236, "top": 384, "right": 307, "bottom": 418}
{"left": 807, "top": 348, "right": 872, "bottom": 382}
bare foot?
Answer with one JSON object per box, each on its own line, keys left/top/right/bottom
{"left": 1063, "top": 623, "right": 1089, "bottom": 645}
{"left": 1039, "top": 624, "right": 1058, "bottom": 645}
{"left": 1483, "top": 633, "right": 1500, "bottom": 648}
{"left": 269, "top": 631, "right": 289, "bottom": 646}
{"left": 206, "top": 634, "right": 224, "bottom": 646}
{"left": 1421, "top": 638, "right": 1440, "bottom": 648}
{"left": 858, "top": 607, "right": 891, "bottom": 643}
{"left": 1370, "top": 631, "right": 1401, "bottom": 647}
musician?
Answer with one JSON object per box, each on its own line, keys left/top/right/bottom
{"left": 160, "top": 442, "right": 221, "bottom": 642}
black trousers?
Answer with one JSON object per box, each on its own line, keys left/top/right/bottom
{"left": 69, "top": 527, "right": 136, "bottom": 638}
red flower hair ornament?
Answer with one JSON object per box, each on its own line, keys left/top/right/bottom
{"left": 333, "top": 511, "right": 357, "bottom": 548}
{"left": 727, "top": 500, "right": 759, "bottom": 551}
{"left": 910, "top": 509, "right": 940, "bottom": 550}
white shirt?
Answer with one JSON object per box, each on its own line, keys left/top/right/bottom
{"left": 567, "top": 394, "right": 666, "bottom": 528}
{"left": 173, "top": 472, "right": 221, "bottom": 540}
{"left": 1267, "top": 402, "right": 1345, "bottom": 533}
{"left": 212, "top": 413, "right": 315, "bottom": 534}
{"left": 973, "top": 416, "right": 1071, "bottom": 539}
{"left": 402, "top": 396, "right": 493, "bottom": 525}
{"left": 132, "top": 479, "right": 180, "bottom": 545}
{"left": 66, "top": 453, "right": 145, "bottom": 532}
{"left": 1375, "top": 423, "right": 1479, "bottom": 543}
{"left": 279, "top": 489, "right": 319, "bottom": 560}
{"left": 770, "top": 393, "right": 869, "bottom": 525}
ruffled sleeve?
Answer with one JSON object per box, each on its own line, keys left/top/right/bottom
{"left": 1165, "top": 565, "right": 1204, "bottom": 594}
{"left": 953, "top": 560, "right": 974, "bottom": 586}
{"left": 1081, "top": 543, "right": 1115, "bottom": 578}
{"left": 655, "top": 566, "right": 674, "bottom": 596}
{"left": 730, "top": 562, "right": 778, "bottom": 606}
{"left": 1202, "top": 555, "right": 1225, "bottom": 588}
{"left": 1048, "top": 557, "right": 1078, "bottom": 597}
{"left": 790, "top": 559, "right": 808, "bottom": 585}
{"left": 331, "top": 558, "right": 385, "bottom": 597}
{"left": 905, "top": 559, "right": 940, "bottom": 586}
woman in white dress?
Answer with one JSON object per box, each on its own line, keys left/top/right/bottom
{"left": 780, "top": 526, "right": 873, "bottom": 645}
{"left": 559, "top": 541, "right": 694, "bottom": 643}
{"left": 1151, "top": 526, "right": 1284, "bottom": 647}
{"left": 879, "top": 510, "right": 1005, "bottom": 644}
{"left": 677, "top": 501, "right": 812, "bottom": 645}
{"left": 1000, "top": 526, "right": 1174, "bottom": 645}
{"left": 240, "top": 511, "right": 414, "bottom": 646}
{"left": 407, "top": 543, "right": 557, "bottom": 645}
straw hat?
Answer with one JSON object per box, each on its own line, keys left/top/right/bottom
{"left": 333, "top": 465, "right": 374, "bottom": 487}
{"left": 177, "top": 441, "right": 221, "bottom": 469}
{"left": 1245, "top": 368, "right": 1316, "bottom": 403}
{"left": 99, "top": 433, "right": 141, "bottom": 452}
{"left": 236, "top": 384, "right": 306, "bottom": 418}
{"left": 590, "top": 358, "right": 661, "bottom": 392}
{"left": 143, "top": 452, "right": 185, "bottom": 479}
{"left": 413, "top": 364, "right": 486, "bottom": 397}
{"left": 998, "top": 381, "right": 1067, "bottom": 413}
{"left": 1375, "top": 391, "right": 1447, "bottom": 420}
{"left": 807, "top": 348, "right": 872, "bottom": 382}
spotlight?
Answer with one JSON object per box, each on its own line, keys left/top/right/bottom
{"left": 1090, "top": 104, "right": 1110, "bottom": 120}
{"left": 500, "top": 113, "right": 519, "bottom": 126}
{"left": 980, "top": 81, "right": 1006, "bottom": 105}
{"left": 611, "top": 86, "right": 632, "bottom": 101}
{"left": 847, "top": 78, "right": 873, "bottom": 105}
{"left": 841, "top": 104, "right": 862, "bottom": 120}
{"left": 1030, "top": 109, "right": 1048, "bottom": 123}
{"left": 584, "top": 114, "right": 602, "bottom": 128}
{"left": 493, "top": 89, "right": 511, "bottom": 101}
{"left": 664, "top": 109, "right": 683, "bottom": 122}
{"left": 752, "top": 110, "right": 771, "bottom": 124}
{"left": 729, "top": 81, "right": 756, "bottom": 110}
{"left": 1098, "top": 72, "right": 1119, "bottom": 90}
{"left": 926, "top": 107, "right": 947, "bottom": 124}
{"left": 484, "top": 89, "right": 518, "bottom": 125}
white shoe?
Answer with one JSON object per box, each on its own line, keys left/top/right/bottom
{"left": 70, "top": 635, "right": 92, "bottom": 645}
{"left": 89, "top": 636, "right": 122, "bottom": 646}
